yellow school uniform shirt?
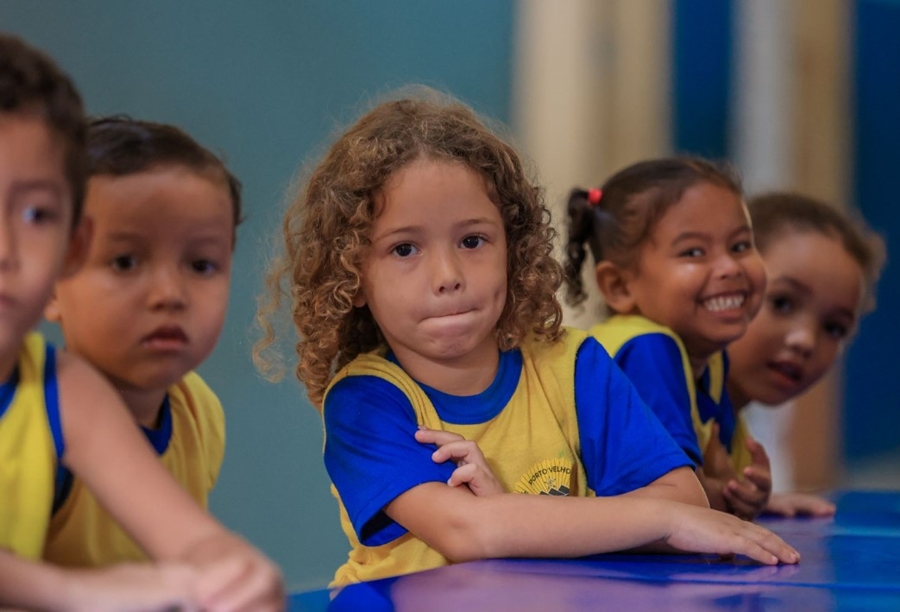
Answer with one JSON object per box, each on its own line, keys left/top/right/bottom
{"left": 325, "top": 331, "right": 590, "bottom": 585}
{"left": 43, "top": 371, "right": 224, "bottom": 566}
{"left": 0, "top": 333, "right": 63, "bottom": 559}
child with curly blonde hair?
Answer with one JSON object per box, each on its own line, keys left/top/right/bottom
{"left": 257, "top": 92, "right": 798, "bottom": 586}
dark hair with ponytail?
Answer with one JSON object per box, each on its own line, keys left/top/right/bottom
{"left": 563, "top": 157, "right": 743, "bottom": 306}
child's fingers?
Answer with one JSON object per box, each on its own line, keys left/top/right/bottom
{"left": 195, "top": 556, "right": 250, "bottom": 606}
{"left": 431, "top": 440, "right": 486, "bottom": 465}
{"left": 764, "top": 497, "right": 798, "bottom": 517}
{"left": 448, "top": 463, "right": 505, "bottom": 496}
{"left": 745, "top": 436, "right": 772, "bottom": 469}
{"left": 414, "top": 428, "right": 464, "bottom": 447}
{"left": 742, "top": 467, "right": 772, "bottom": 493}
{"left": 447, "top": 463, "right": 479, "bottom": 487}
{"left": 728, "top": 523, "right": 800, "bottom": 565}
{"left": 768, "top": 493, "right": 836, "bottom": 518}
{"left": 724, "top": 481, "right": 765, "bottom": 520}
{"left": 198, "top": 556, "right": 285, "bottom": 612}
{"left": 795, "top": 497, "right": 837, "bottom": 517}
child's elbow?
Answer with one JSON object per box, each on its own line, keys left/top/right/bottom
{"left": 428, "top": 512, "right": 497, "bottom": 563}
{"left": 649, "top": 466, "right": 710, "bottom": 508}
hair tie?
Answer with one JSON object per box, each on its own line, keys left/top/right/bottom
{"left": 587, "top": 188, "right": 603, "bottom": 206}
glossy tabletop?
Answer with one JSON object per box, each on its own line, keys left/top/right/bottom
{"left": 290, "top": 490, "right": 900, "bottom": 611}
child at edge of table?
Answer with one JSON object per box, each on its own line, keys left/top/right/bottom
{"left": 564, "top": 158, "right": 771, "bottom": 520}
{"left": 43, "top": 115, "right": 238, "bottom": 567}
{"left": 254, "top": 90, "right": 799, "bottom": 586}
{"left": 727, "top": 192, "right": 885, "bottom": 517}
{"left": 0, "top": 33, "right": 283, "bottom": 611}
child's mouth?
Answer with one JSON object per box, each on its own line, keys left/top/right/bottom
{"left": 768, "top": 360, "right": 803, "bottom": 383}
{"left": 142, "top": 326, "right": 188, "bottom": 349}
{"left": 701, "top": 292, "right": 745, "bottom": 312}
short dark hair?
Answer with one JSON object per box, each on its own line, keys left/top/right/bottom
{"left": 0, "top": 34, "right": 87, "bottom": 226}
{"left": 87, "top": 116, "right": 243, "bottom": 237}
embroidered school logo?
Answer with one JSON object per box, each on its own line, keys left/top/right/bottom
{"left": 514, "top": 458, "right": 575, "bottom": 496}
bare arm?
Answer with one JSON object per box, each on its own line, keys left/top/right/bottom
{"left": 385, "top": 473, "right": 799, "bottom": 565}
{"left": 55, "top": 352, "right": 284, "bottom": 611}
{"left": 0, "top": 549, "right": 200, "bottom": 612}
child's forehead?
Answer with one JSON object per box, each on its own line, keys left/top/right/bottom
{"left": 0, "top": 112, "right": 69, "bottom": 183}
{"left": 87, "top": 165, "right": 230, "bottom": 201}
{"left": 85, "top": 168, "right": 234, "bottom": 229}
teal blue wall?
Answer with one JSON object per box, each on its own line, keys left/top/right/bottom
{"left": 1, "top": 1, "right": 514, "bottom": 590}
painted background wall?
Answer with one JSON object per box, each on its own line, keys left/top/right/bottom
{"left": 2, "top": 0, "right": 897, "bottom": 591}
{"left": 1, "top": 0, "right": 515, "bottom": 589}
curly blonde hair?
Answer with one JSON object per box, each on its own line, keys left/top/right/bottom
{"left": 255, "top": 92, "right": 563, "bottom": 408}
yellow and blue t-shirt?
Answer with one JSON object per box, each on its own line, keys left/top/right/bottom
{"left": 590, "top": 315, "right": 750, "bottom": 472}
{"left": 0, "top": 333, "right": 64, "bottom": 560}
{"left": 322, "top": 327, "right": 691, "bottom": 584}
{"left": 43, "top": 371, "right": 224, "bottom": 566}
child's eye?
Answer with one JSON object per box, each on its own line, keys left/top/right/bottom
{"left": 461, "top": 235, "right": 485, "bottom": 249}
{"left": 110, "top": 255, "right": 137, "bottom": 272}
{"left": 731, "top": 240, "right": 752, "bottom": 254}
{"left": 22, "top": 205, "right": 57, "bottom": 224}
{"left": 192, "top": 259, "right": 219, "bottom": 275}
{"left": 392, "top": 243, "right": 418, "bottom": 258}
{"left": 770, "top": 294, "right": 793, "bottom": 314}
{"left": 679, "top": 247, "right": 704, "bottom": 258}
{"left": 824, "top": 321, "right": 849, "bottom": 340}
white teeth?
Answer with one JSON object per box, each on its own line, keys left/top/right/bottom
{"left": 703, "top": 294, "right": 745, "bottom": 312}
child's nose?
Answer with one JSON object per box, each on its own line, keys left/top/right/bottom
{"left": 715, "top": 252, "right": 744, "bottom": 279}
{"left": 431, "top": 248, "right": 464, "bottom": 294}
{"left": 149, "top": 267, "right": 187, "bottom": 310}
{"left": 785, "top": 320, "right": 816, "bottom": 358}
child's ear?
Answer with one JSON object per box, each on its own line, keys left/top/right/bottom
{"left": 595, "top": 261, "right": 637, "bottom": 314}
{"left": 60, "top": 216, "right": 92, "bottom": 279}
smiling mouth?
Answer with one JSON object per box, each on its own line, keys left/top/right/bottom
{"left": 702, "top": 293, "right": 745, "bottom": 312}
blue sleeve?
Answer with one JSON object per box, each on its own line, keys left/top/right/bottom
{"left": 323, "top": 376, "right": 455, "bottom": 546}
{"left": 574, "top": 337, "right": 693, "bottom": 495}
{"left": 613, "top": 334, "right": 702, "bottom": 465}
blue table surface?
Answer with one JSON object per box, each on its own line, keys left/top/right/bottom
{"left": 289, "top": 490, "right": 900, "bottom": 611}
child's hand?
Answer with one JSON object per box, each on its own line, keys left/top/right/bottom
{"left": 63, "top": 562, "right": 202, "bottom": 612}
{"left": 765, "top": 492, "right": 836, "bottom": 518}
{"left": 664, "top": 502, "right": 800, "bottom": 565}
{"left": 181, "top": 532, "right": 285, "bottom": 612}
{"left": 700, "top": 424, "right": 738, "bottom": 512}
{"left": 415, "top": 427, "right": 504, "bottom": 496}
{"left": 723, "top": 436, "right": 772, "bottom": 521}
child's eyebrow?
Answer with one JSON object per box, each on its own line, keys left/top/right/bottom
{"left": 10, "top": 181, "right": 63, "bottom": 198}
{"left": 770, "top": 275, "right": 812, "bottom": 296}
{"left": 671, "top": 224, "right": 751, "bottom": 245}
{"left": 373, "top": 217, "right": 500, "bottom": 242}
{"left": 104, "top": 230, "right": 144, "bottom": 242}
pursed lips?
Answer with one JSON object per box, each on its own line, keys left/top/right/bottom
{"left": 141, "top": 325, "right": 188, "bottom": 347}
